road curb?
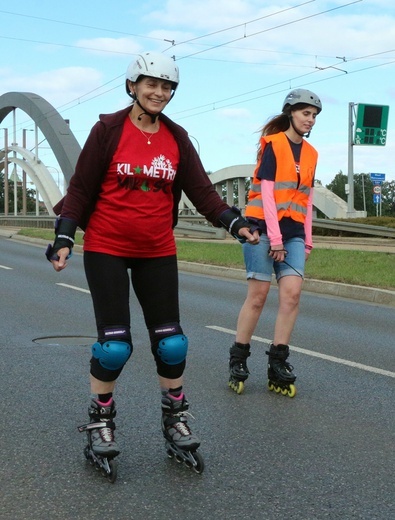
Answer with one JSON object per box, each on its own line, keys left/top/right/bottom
{"left": 177, "top": 261, "right": 395, "bottom": 307}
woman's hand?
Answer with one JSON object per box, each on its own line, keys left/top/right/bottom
{"left": 50, "top": 247, "right": 71, "bottom": 272}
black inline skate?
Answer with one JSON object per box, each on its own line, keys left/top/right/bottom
{"left": 228, "top": 342, "right": 251, "bottom": 394}
{"left": 266, "top": 343, "right": 296, "bottom": 398}
{"left": 77, "top": 398, "right": 119, "bottom": 483}
{"left": 161, "top": 392, "right": 204, "bottom": 474}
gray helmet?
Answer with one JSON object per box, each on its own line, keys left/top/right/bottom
{"left": 125, "top": 52, "right": 179, "bottom": 96}
{"left": 282, "top": 89, "right": 322, "bottom": 113}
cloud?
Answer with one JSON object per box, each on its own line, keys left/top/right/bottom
{"left": 1, "top": 67, "right": 103, "bottom": 107}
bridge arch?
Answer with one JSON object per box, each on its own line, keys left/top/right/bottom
{"left": 0, "top": 92, "right": 81, "bottom": 214}
{"left": 181, "top": 164, "right": 361, "bottom": 219}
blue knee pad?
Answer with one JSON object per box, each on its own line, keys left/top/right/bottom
{"left": 157, "top": 334, "right": 188, "bottom": 365}
{"left": 91, "top": 340, "right": 132, "bottom": 371}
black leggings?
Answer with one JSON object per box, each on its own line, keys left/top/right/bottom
{"left": 84, "top": 252, "right": 181, "bottom": 379}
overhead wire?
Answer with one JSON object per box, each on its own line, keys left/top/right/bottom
{"left": 169, "top": 48, "right": 395, "bottom": 118}
{"left": 171, "top": 0, "right": 363, "bottom": 60}
{"left": 162, "top": 0, "right": 317, "bottom": 50}
{"left": 1, "top": 0, "right": 392, "bottom": 133}
{"left": 171, "top": 59, "right": 395, "bottom": 121}
{"left": 0, "top": 9, "right": 164, "bottom": 41}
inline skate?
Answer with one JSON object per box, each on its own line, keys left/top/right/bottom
{"left": 266, "top": 343, "right": 296, "bottom": 398}
{"left": 77, "top": 398, "right": 119, "bottom": 483}
{"left": 161, "top": 392, "right": 204, "bottom": 474}
{"left": 228, "top": 342, "right": 250, "bottom": 394}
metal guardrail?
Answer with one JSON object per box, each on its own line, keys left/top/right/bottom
{"left": 0, "top": 215, "right": 394, "bottom": 239}
{"left": 312, "top": 218, "right": 395, "bottom": 238}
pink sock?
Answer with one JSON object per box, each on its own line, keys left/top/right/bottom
{"left": 96, "top": 398, "right": 113, "bottom": 406}
{"left": 169, "top": 392, "right": 184, "bottom": 401}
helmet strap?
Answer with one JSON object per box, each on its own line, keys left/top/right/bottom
{"left": 135, "top": 99, "right": 160, "bottom": 124}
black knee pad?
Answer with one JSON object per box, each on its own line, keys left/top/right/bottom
{"left": 149, "top": 323, "right": 188, "bottom": 379}
{"left": 90, "top": 326, "right": 133, "bottom": 382}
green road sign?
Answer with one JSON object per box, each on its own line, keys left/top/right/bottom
{"left": 354, "top": 104, "right": 389, "bottom": 146}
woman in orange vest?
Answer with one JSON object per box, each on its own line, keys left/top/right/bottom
{"left": 228, "top": 89, "right": 322, "bottom": 397}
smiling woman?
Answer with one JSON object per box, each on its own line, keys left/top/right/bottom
{"left": 43, "top": 49, "right": 259, "bottom": 480}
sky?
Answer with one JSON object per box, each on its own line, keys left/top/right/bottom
{"left": 0, "top": 0, "right": 394, "bottom": 192}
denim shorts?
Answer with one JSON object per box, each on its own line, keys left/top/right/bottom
{"left": 242, "top": 236, "right": 306, "bottom": 282}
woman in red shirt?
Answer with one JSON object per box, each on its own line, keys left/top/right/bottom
{"left": 47, "top": 51, "right": 259, "bottom": 478}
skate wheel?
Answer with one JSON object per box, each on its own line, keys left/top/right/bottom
{"left": 166, "top": 448, "right": 174, "bottom": 459}
{"left": 274, "top": 385, "right": 281, "bottom": 394}
{"left": 268, "top": 381, "right": 274, "bottom": 392}
{"left": 287, "top": 384, "right": 297, "bottom": 398}
{"left": 281, "top": 387, "right": 288, "bottom": 396}
{"left": 108, "top": 459, "right": 118, "bottom": 483}
{"left": 192, "top": 451, "right": 205, "bottom": 474}
{"left": 228, "top": 380, "right": 244, "bottom": 394}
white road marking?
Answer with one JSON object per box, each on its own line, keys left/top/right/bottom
{"left": 0, "top": 264, "right": 13, "bottom": 270}
{"left": 56, "top": 283, "right": 90, "bottom": 294}
{"left": 207, "top": 325, "right": 395, "bottom": 379}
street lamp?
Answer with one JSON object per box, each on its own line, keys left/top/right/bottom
{"left": 189, "top": 135, "right": 201, "bottom": 156}
{"left": 22, "top": 128, "right": 35, "bottom": 215}
{"left": 1, "top": 128, "right": 9, "bottom": 216}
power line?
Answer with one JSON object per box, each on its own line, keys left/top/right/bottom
{"left": 0, "top": 34, "right": 141, "bottom": 56}
{"left": 163, "top": 0, "right": 316, "bottom": 50}
{"left": 1, "top": 0, "right": 390, "bottom": 133}
{"left": 173, "top": 0, "right": 363, "bottom": 60}
{"left": 169, "top": 49, "right": 395, "bottom": 119}
{"left": 0, "top": 9, "right": 164, "bottom": 41}
{"left": 171, "top": 58, "right": 395, "bottom": 121}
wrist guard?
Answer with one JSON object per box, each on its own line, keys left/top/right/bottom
{"left": 218, "top": 207, "right": 261, "bottom": 243}
{"left": 45, "top": 217, "right": 77, "bottom": 261}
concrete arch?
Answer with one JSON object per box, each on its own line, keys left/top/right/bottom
{"left": 0, "top": 145, "right": 62, "bottom": 215}
{"left": 0, "top": 91, "right": 81, "bottom": 192}
{"left": 181, "top": 163, "right": 356, "bottom": 219}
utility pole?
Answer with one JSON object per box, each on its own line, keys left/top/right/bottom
{"left": 347, "top": 102, "right": 355, "bottom": 215}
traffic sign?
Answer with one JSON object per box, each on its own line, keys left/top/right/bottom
{"left": 373, "top": 194, "right": 381, "bottom": 204}
{"left": 370, "top": 172, "right": 386, "bottom": 182}
{"left": 354, "top": 104, "right": 389, "bottom": 146}
{"left": 373, "top": 185, "right": 381, "bottom": 194}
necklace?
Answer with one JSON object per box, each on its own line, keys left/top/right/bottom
{"left": 138, "top": 128, "right": 155, "bottom": 145}
{"left": 129, "top": 111, "right": 158, "bottom": 144}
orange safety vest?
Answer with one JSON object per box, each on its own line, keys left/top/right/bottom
{"left": 245, "top": 132, "right": 317, "bottom": 224}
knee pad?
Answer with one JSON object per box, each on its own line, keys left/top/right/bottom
{"left": 91, "top": 340, "right": 132, "bottom": 371}
{"left": 157, "top": 334, "right": 188, "bottom": 365}
{"left": 150, "top": 323, "right": 188, "bottom": 378}
{"left": 90, "top": 325, "right": 133, "bottom": 381}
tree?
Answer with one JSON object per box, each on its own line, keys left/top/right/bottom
{"left": 381, "top": 180, "right": 395, "bottom": 216}
{"left": 326, "top": 171, "right": 347, "bottom": 201}
{"left": 325, "top": 171, "right": 395, "bottom": 217}
{"left": 0, "top": 171, "right": 38, "bottom": 214}
{"left": 354, "top": 173, "right": 375, "bottom": 215}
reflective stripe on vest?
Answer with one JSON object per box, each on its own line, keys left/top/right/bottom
{"left": 245, "top": 132, "right": 317, "bottom": 223}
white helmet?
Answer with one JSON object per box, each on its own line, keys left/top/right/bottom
{"left": 125, "top": 52, "right": 179, "bottom": 97}
{"left": 282, "top": 89, "right": 322, "bottom": 113}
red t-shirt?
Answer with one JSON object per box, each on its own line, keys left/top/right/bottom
{"left": 83, "top": 117, "right": 179, "bottom": 257}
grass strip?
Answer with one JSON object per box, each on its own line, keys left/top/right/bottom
{"left": 17, "top": 228, "right": 395, "bottom": 290}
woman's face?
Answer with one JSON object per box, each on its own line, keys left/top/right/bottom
{"left": 291, "top": 106, "right": 318, "bottom": 135}
{"left": 130, "top": 76, "right": 173, "bottom": 114}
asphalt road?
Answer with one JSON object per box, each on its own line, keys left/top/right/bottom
{"left": 1, "top": 237, "right": 394, "bottom": 520}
